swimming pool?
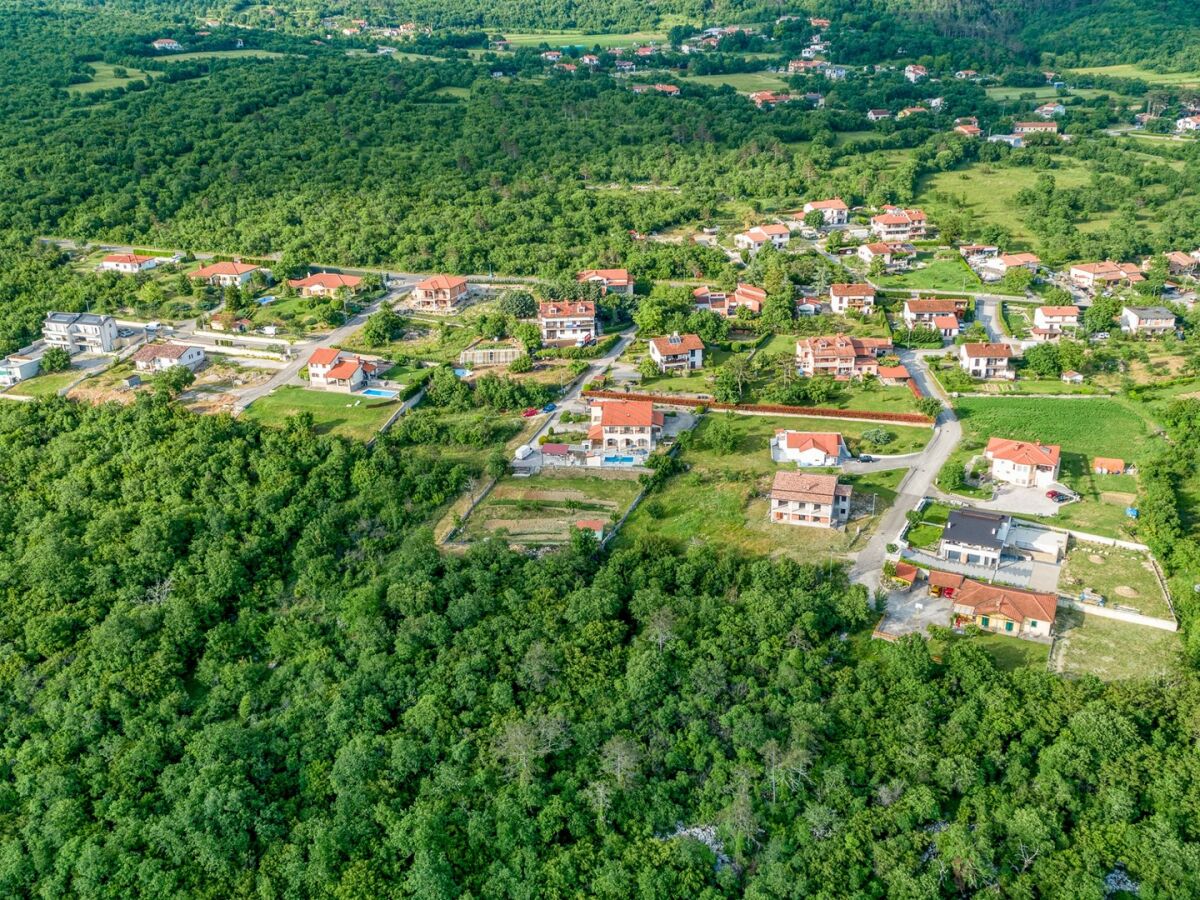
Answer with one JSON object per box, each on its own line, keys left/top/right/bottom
{"left": 257, "top": 295, "right": 277, "bottom": 306}
{"left": 453, "top": 367, "right": 473, "bottom": 378}
{"left": 361, "top": 388, "right": 398, "bottom": 399}
{"left": 603, "top": 455, "right": 636, "bottom": 465}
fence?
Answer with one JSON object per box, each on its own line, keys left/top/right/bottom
{"left": 1057, "top": 598, "right": 1177, "bottom": 632}
{"left": 582, "top": 390, "right": 935, "bottom": 426}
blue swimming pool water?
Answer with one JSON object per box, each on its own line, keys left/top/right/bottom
{"left": 361, "top": 388, "right": 398, "bottom": 399}
{"left": 453, "top": 367, "right": 472, "bottom": 377}
{"left": 257, "top": 295, "right": 277, "bottom": 306}
{"left": 603, "top": 455, "right": 635, "bottom": 465}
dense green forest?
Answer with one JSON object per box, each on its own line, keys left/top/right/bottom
{"left": 2, "top": 397, "right": 1200, "bottom": 896}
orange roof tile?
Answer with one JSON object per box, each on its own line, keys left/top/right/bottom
{"left": 985, "top": 437, "right": 1060, "bottom": 468}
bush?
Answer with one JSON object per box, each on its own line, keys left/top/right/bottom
{"left": 508, "top": 354, "right": 533, "bottom": 373}
{"left": 40, "top": 347, "right": 71, "bottom": 373}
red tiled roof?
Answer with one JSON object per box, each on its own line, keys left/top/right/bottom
{"left": 770, "top": 471, "right": 850, "bottom": 503}
{"left": 954, "top": 579, "right": 1058, "bottom": 624}
{"left": 962, "top": 342, "right": 1013, "bottom": 358}
{"left": 830, "top": 283, "right": 874, "bottom": 297}
{"left": 104, "top": 253, "right": 155, "bottom": 265}
{"left": 577, "top": 268, "right": 630, "bottom": 287}
{"left": 288, "top": 272, "right": 363, "bottom": 290}
{"left": 877, "top": 365, "right": 910, "bottom": 379}
{"left": 416, "top": 274, "right": 468, "bottom": 292}
{"left": 929, "top": 570, "right": 965, "bottom": 591}
{"left": 1093, "top": 457, "right": 1125, "bottom": 473}
{"left": 539, "top": 301, "right": 596, "bottom": 318}
{"left": 735, "top": 283, "right": 767, "bottom": 301}
{"left": 595, "top": 399, "right": 656, "bottom": 427}
{"left": 932, "top": 315, "right": 959, "bottom": 329}
{"left": 192, "top": 261, "right": 259, "bottom": 278}
{"left": 906, "top": 299, "right": 959, "bottom": 314}
{"left": 985, "top": 437, "right": 1060, "bottom": 468}
{"left": 1000, "top": 252, "right": 1040, "bottom": 266}
{"left": 132, "top": 341, "right": 193, "bottom": 361}
{"left": 893, "top": 562, "right": 919, "bottom": 583}
{"left": 650, "top": 333, "right": 705, "bottom": 355}
{"left": 781, "top": 430, "right": 844, "bottom": 456}
{"left": 1038, "top": 305, "right": 1079, "bottom": 317}
{"left": 575, "top": 519, "right": 606, "bottom": 531}
{"left": 325, "top": 360, "right": 363, "bottom": 380}
{"left": 806, "top": 197, "right": 848, "bottom": 210}
{"left": 307, "top": 347, "right": 341, "bottom": 367}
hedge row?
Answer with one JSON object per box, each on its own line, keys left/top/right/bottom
{"left": 582, "top": 390, "right": 935, "bottom": 425}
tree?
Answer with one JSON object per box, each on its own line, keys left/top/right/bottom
{"left": 803, "top": 209, "right": 825, "bottom": 229}
{"left": 152, "top": 364, "right": 195, "bottom": 397}
{"left": 40, "top": 347, "right": 70, "bottom": 373}
{"left": 496, "top": 289, "right": 537, "bottom": 319}
{"left": 638, "top": 355, "right": 660, "bottom": 380}
{"left": 1022, "top": 342, "right": 1062, "bottom": 377}
{"left": 704, "top": 414, "right": 738, "bottom": 453}
{"left": 915, "top": 396, "right": 942, "bottom": 418}
{"left": 1002, "top": 266, "right": 1034, "bottom": 294}
{"left": 361, "top": 307, "right": 404, "bottom": 346}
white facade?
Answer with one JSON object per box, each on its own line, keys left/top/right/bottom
{"left": 42, "top": 312, "right": 118, "bottom": 355}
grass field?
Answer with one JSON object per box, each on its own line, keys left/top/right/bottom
{"left": 3, "top": 369, "right": 80, "bottom": 398}
{"left": 918, "top": 162, "right": 1116, "bottom": 247}
{"left": 460, "top": 473, "right": 641, "bottom": 547}
{"left": 874, "top": 254, "right": 983, "bottom": 293}
{"left": 499, "top": 30, "right": 666, "bottom": 48}
{"left": 1052, "top": 608, "right": 1181, "bottom": 680}
{"left": 67, "top": 62, "right": 162, "bottom": 94}
{"left": 686, "top": 71, "right": 789, "bottom": 93}
{"left": 1070, "top": 64, "right": 1200, "bottom": 87}
{"left": 984, "top": 85, "right": 1062, "bottom": 101}
{"left": 157, "top": 50, "right": 292, "bottom": 63}
{"left": 932, "top": 631, "right": 1051, "bottom": 672}
{"left": 1059, "top": 544, "right": 1172, "bottom": 620}
{"left": 433, "top": 86, "right": 471, "bottom": 99}
{"left": 242, "top": 386, "right": 398, "bottom": 440}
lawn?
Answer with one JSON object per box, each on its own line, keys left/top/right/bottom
{"left": 873, "top": 254, "right": 983, "bottom": 293}
{"left": 499, "top": 30, "right": 666, "bottom": 48}
{"left": 433, "top": 86, "right": 471, "bottom": 99}
{"left": 3, "top": 369, "right": 80, "bottom": 398}
{"left": 1052, "top": 608, "right": 1181, "bottom": 680}
{"left": 686, "top": 71, "right": 789, "bottom": 93}
{"left": 157, "top": 50, "right": 292, "bottom": 63}
{"left": 1059, "top": 544, "right": 1172, "bottom": 620}
{"left": 984, "top": 85, "right": 1062, "bottom": 101}
{"left": 1070, "top": 64, "right": 1200, "bottom": 87}
{"left": 67, "top": 62, "right": 162, "bottom": 94}
{"left": 459, "top": 472, "right": 642, "bottom": 547}
{"left": 906, "top": 522, "right": 943, "bottom": 549}
{"left": 933, "top": 631, "right": 1051, "bottom": 672}
{"left": 798, "top": 379, "right": 924, "bottom": 416}
{"left": 241, "top": 386, "right": 399, "bottom": 441}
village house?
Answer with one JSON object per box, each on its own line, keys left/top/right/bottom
{"left": 151, "top": 38, "right": 183, "bottom": 51}
{"left": 693, "top": 283, "right": 764, "bottom": 317}
{"left": 870, "top": 207, "right": 928, "bottom": 241}
{"left": 769, "top": 471, "right": 852, "bottom": 528}
{"left": 933, "top": 572, "right": 1057, "bottom": 640}
{"left": 1175, "top": 115, "right": 1200, "bottom": 132}
{"left": 904, "top": 64, "right": 927, "bottom": 82}
{"left": 539, "top": 300, "right": 598, "bottom": 345}
{"left": 42, "top": 311, "right": 118, "bottom": 355}
{"left": 208, "top": 312, "right": 252, "bottom": 333}
{"left": 586, "top": 399, "right": 663, "bottom": 457}
{"left": 98, "top": 253, "right": 163, "bottom": 275}
{"left": 938, "top": 508, "right": 1010, "bottom": 568}
{"left": 866, "top": 109, "right": 891, "bottom": 121}
{"left": 803, "top": 197, "right": 849, "bottom": 226}
{"left": 954, "top": 69, "right": 978, "bottom": 80}
{"left": 954, "top": 124, "right": 983, "bottom": 138}
{"left": 984, "top": 437, "right": 1061, "bottom": 487}
{"left": 749, "top": 91, "right": 793, "bottom": 108}
{"left": 980, "top": 252, "right": 1040, "bottom": 282}
{"left": 0, "top": 354, "right": 41, "bottom": 387}
{"left": 1069, "top": 261, "right": 1144, "bottom": 291}
{"left": 411, "top": 274, "right": 469, "bottom": 311}
{"left": 287, "top": 272, "right": 363, "bottom": 298}
{"left": 191, "top": 261, "right": 261, "bottom": 288}
{"left": 959, "top": 342, "right": 1014, "bottom": 380}
{"left": 648, "top": 332, "right": 705, "bottom": 372}
{"left": 131, "top": 341, "right": 206, "bottom": 374}
{"left": 306, "top": 347, "right": 380, "bottom": 392}
{"left": 795, "top": 335, "right": 893, "bottom": 378}
{"left": 574, "top": 520, "right": 606, "bottom": 540}
{"left": 897, "top": 106, "right": 928, "bottom": 119}
{"left": 1036, "top": 102, "right": 1066, "bottom": 118}
{"left": 858, "top": 241, "right": 913, "bottom": 267}
{"left": 771, "top": 430, "right": 849, "bottom": 467}
{"left": 580, "top": 54, "right": 599, "bottom": 66}
{"left": 1031, "top": 305, "right": 1079, "bottom": 341}
{"left": 902, "top": 298, "right": 960, "bottom": 329}
{"left": 734, "top": 224, "right": 791, "bottom": 254}
{"left": 1160, "top": 250, "right": 1198, "bottom": 276}
{"left": 788, "top": 59, "right": 825, "bottom": 74}
{"left": 540, "top": 50, "right": 561, "bottom": 62}
{"left": 829, "top": 283, "right": 875, "bottom": 314}
{"left": 1013, "top": 121, "right": 1059, "bottom": 135}
{"left": 1120, "top": 305, "right": 1177, "bottom": 337}
{"left": 577, "top": 268, "right": 633, "bottom": 295}
{"left": 1060, "top": 370, "right": 1084, "bottom": 384}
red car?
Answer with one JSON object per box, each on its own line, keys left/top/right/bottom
{"left": 522, "top": 407, "right": 539, "bottom": 418}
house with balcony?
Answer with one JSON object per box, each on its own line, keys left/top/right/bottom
{"left": 306, "top": 347, "right": 380, "bottom": 392}
{"left": 734, "top": 224, "right": 791, "bottom": 254}
{"left": 411, "top": 274, "right": 469, "bottom": 311}
{"left": 42, "top": 312, "right": 118, "bottom": 355}
{"left": 958, "top": 342, "right": 1014, "bottom": 379}
{"left": 648, "top": 332, "right": 705, "bottom": 372}
{"left": 1120, "top": 306, "right": 1176, "bottom": 337}
{"left": 539, "top": 301, "right": 598, "bottom": 345}
{"left": 796, "top": 335, "right": 892, "bottom": 378}
{"left": 869, "top": 207, "right": 928, "bottom": 241}
{"left": 902, "top": 298, "right": 961, "bottom": 329}
{"left": 768, "top": 472, "right": 852, "bottom": 528}
{"left": 1031, "top": 305, "right": 1079, "bottom": 341}
{"left": 1069, "top": 261, "right": 1144, "bottom": 292}
{"left": 938, "top": 508, "right": 1010, "bottom": 568}
{"left": 586, "top": 400, "right": 663, "bottom": 460}
{"left": 802, "top": 197, "right": 849, "bottom": 226}
{"left": 829, "top": 283, "right": 875, "bottom": 314}
{"left": 576, "top": 268, "right": 633, "bottom": 295}
{"left": 693, "top": 283, "right": 764, "bottom": 317}
{"left": 984, "top": 438, "right": 1061, "bottom": 487}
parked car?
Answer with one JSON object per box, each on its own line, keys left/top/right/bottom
{"left": 542, "top": 402, "right": 557, "bottom": 413}
{"left": 858, "top": 455, "right": 874, "bottom": 463}
{"left": 522, "top": 407, "right": 539, "bottom": 417}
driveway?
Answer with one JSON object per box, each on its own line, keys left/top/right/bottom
{"left": 963, "top": 482, "right": 1072, "bottom": 518}
{"left": 875, "top": 586, "right": 952, "bottom": 640}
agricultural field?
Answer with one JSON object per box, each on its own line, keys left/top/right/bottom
{"left": 241, "top": 386, "right": 400, "bottom": 440}
{"left": 498, "top": 30, "right": 666, "bottom": 48}
{"left": 1070, "top": 64, "right": 1200, "bottom": 86}
{"left": 67, "top": 62, "right": 161, "bottom": 94}
{"left": 457, "top": 472, "right": 642, "bottom": 548}
{"left": 1059, "top": 544, "right": 1173, "bottom": 620}
{"left": 685, "top": 71, "right": 789, "bottom": 93}
{"left": 1051, "top": 608, "right": 1182, "bottom": 680}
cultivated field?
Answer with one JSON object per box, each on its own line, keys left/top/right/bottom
{"left": 499, "top": 30, "right": 666, "bottom": 48}
{"left": 686, "top": 72, "right": 789, "bottom": 93}
{"left": 67, "top": 62, "right": 161, "bottom": 94}
{"left": 1070, "top": 64, "right": 1200, "bottom": 86}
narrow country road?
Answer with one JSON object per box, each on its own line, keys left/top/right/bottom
{"left": 526, "top": 328, "right": 638, "bottom": 444}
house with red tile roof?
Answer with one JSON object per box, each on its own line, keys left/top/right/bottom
{"left": 902, "top": 298, "right": 961, "bottom": 329}
{"left": 829, "top": 283, "right": 875, "bottom": 314}
{"left": 1093, "top": 457, "right": 1126, "bottom": 475}
{"left": 803, "top": 197, "right": 849, "bottom": 225}
{"left": 412, "top": 274, "right": 469, "bottom": 311}
{"left": 152, "top": 38, "right": 183, "bottom": 51}
{"left": 959, "top": 342, "right": 1014, "bottom": 380}
{"left": 769, "top": 471, "right": 852, "bottom": 528}
{"left": 306, "top": 347, "right": 380, "bottom": 392}
{"left": 99, "top": 253, "right": 163, "bottom": 275}
{"left": 539, "top": 300, "right": 597, "bottom": 345}
{"left": 944, "top": 574, "right": 1057, "bottom": 639}
{"left": 748, "top": 90, "right": 793, "bottom": 108}
{"left": 577, "top": 268, "right": 633, "bottom": 295}
{"left": 796, "top": 335, "right": 892, "bottom": 378}
{"left": 734, "top": 223, "right": 791, "bottom": 254}
{"left": 693, "top": 283, "right": 765, "bottom": 317}
{"left": 870, "top": 207, "right": 927, "bottom": 241}
{"left": 954, "top": 124, "right": 982, "bottom": 137}
{"left": 587, "top": 400, "right": 664, "bottom": 458}
{"left": 771, "top": 430, "right": 849, "bottom": 467}
{"left": 131, "top": 341, "right": 206, "bottom": 373}
{"left": 1014, "top": 121, "right": 1059, "bottom": 135}
{"left": 1069, "top": 261, "right": 1144, "bottom": 291}
{"left": 1032, "top": 305, "right": 1079, "bottom": 341}
{"left": 904, "top": 64, "right": 927, "bottom": 82}
{"left": 648, "top": 332, "right": 705, "bottom": 372}
{"left": 191, "top": 261, "right": 261, "bottom": 288}
{"left": 287, "top": 272, "right": 364, "bottom": 298}
{"left": 984, "top": 438, "right": 1061, "bottom": 487}
{"left": 981, "top": 252, "right": 1040, "bottom": 281}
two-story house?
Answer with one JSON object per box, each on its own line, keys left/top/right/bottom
{"left": 131, "top": 342, "right": 207, "bottom": 373}
{"left": 984, "top": 438, "right": 1061, "bottom": 487}
{"left": 1031, "top": 305, "right": 1079, "bottom": 341}
{"left": 538, "top": 301, "right": 598, "bottom": 345}
{"left": 939, "top": 508, "right": 1010, "bottom": 568}
{"left": 648, "top": 333, "right": 705, "bottom": 372}
{"left": 306, "top": 347, "right": 380, "bottom": 392}
{"left": 796, "top": 335, "right": 892, "bottom": 378}
{"left": 42, "top": 312, "right": 118, "bottom": 355}
{"left": 1069, "top": 261, "right": 1144, "bottom": 291}
{"left": 734, "top": 224, "right": 791, "bottom": 254}
{"left": 1013, "top": 121, "right": 1059, "bottom": 136}
{"left": 829, "top": 283, "right": 875, "bottom": 314}
{"left": 802, "top": 198, "right": 849, "bottom": 226}
{"left": 959, "top": 342, "right": 1014, "bottom": 379}
{"left": 1120, "top": 306, "right": 1176, "bottom": 337}
{"left": 576, "top": 268, "right": 634, "bottom": 295}
{"left": 586, "top": 400, "right": 663, "bottom": 457}
{"left": 411, "top": 274, "right": 469, "bottom": 311}
{"left": 902, "top": 298, "right": 961, "bottom": 329}
{"left": 768, "top": 472, "right": 852, "bottom": 528}
{"left": 869, "top": 207, "right": 928, "bottom": 241}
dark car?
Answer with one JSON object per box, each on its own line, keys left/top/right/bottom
{"left": 858, "top": 455, "right": 875, "bottom": 463}
{"left": 1045, "top": 490, "right": 1061, "bottom": 500}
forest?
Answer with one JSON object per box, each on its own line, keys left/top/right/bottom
{"left": 1, "top": 397, "right": 1200, "bottom": 896}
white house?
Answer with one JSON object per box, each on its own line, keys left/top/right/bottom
{"left": 539, "top": 300, "right": 598, "bottom": 345}
{"left": 151, "top": 38, "right": 183, "bottom": 51}
{"left": 1032, "top": 305, "right": 1079, "bottom": 341}
{"left": 0, "top": 354, "right": 41, "bottom": 387}
{"left": 958, "top": 342, "right": 1014, "bottom": 380}
{"left": 131, "top": 342, "right": 206, "bottom": 373}
{"left": 734, "top": 224, "right": 791, "bottom": 254}
{"left": 1175, "top": 116, "right": 1200, "bottom": 133}
{"left": 1120, "top": 306, "right": 1176, "bottom": 337}
{"left": 904, "top": 64, "right": 927, "bottom": 82}
{"left": 984, "top": 437, "right": 1061, "bottom": 487}
{"left": 981, "top": 252, "right": 1040, "bottom": 281}
{"left": 191, "top": 261, "right": 261, "bottom": 288}
{"left": 802, "top": 198, "right": 849, "bottom": 226}
{"left": 99, "top": 253, "right": 163, "bottom": 274}
{"left": 1036, "top": 102, "right": 1066, "bottom": 118}
{"left": 42, "top": 312, "right": 118, "bottom": 355}
{"left": 771, "top": 431, "right": 849, "bottom": 467}
{"left": 576, "top": 268, "right": 634, "bottom": 295}
{"left": 769, "top": 472, "right": 851, "bottom": 528}
{"left": 587, "top": 400, "right": 663, "bottom": 458}
{"left": 828, "top": 283, "right": 875, "bottom": 314}
{"left": 870, "top": 207, "right": 927, "bottom": 241}
{"left": 648, "top": 332, "right": 704, "bottom": 372}
{"left": 306, "top": 347, "right": 381, "bottom": 392}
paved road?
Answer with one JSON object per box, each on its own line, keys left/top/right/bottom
{"left": 846, "top": 349, "right": 962, "bottom": 595}
{"left": 525, "top": 328, "right": 638, "bottom": 445}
